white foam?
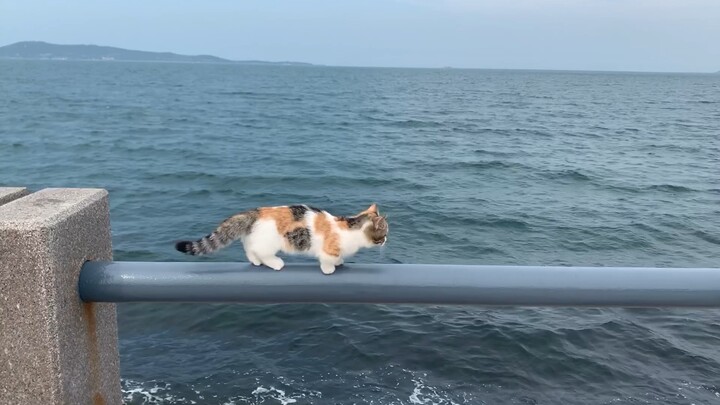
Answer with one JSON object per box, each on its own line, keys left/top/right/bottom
{"left": 125, "top": 373, "right": 464, "bottom": 405}
{"left": 407, "top": 374, "right": 460, "bottom": 405}
{"left": 122, "top": 379, "right": 178, "bottom": 404}
{"left": 252, "top": 385, "right": 298, "bottom": 404}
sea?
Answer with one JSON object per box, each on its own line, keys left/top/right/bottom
{"left": 1, "top": 60, "right": 719, "bottom": 404}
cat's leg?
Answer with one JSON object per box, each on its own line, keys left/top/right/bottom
{"left": 242, "top": 240, "right": 262, "bottom": 266}
{"left": 245, "top": 222, "right": 285, "bottom": 270}
{"left": 334, "top": 256, "right": 344, "bottom": 266}
{"left": 319, "top": 254, "right": 338, "bottom": 275}
{"left": 244, "top": 244, "right": 284, "bottom": 270}
{"left": 260, "top": 255, "right": 285, "bottom": 271}
{"left": 253, "top": 241, "right": 284, "bottom": 270}
{"left": 245, "top": 250, "right": 262, "bottom": 266}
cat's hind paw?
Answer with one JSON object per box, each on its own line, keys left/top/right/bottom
{"left": 320, "top": 262, "right": 336, "bottom": 275}
{"left": 246, "top": 251, "right": 262, "bottom": 266}
{"left": 263, "top": 257, "right": 285, "bottom": 271}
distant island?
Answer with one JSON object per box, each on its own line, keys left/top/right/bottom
{"left": 0, "top": 41, "right": 313, "bottom": 66}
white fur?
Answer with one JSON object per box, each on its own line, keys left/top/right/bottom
{"left": 241, "top": 210, "right": 376, "bottom": 274}
{"left": 242, "top": 220, "right": 286, "bottom": 270}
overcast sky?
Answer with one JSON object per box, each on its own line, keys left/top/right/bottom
{"left": 1, "top": 0, "right": 718, "bottom": 72}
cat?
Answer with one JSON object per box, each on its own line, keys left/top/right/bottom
{"left": 175, "top": 203, "right": 388, "bottom": 274}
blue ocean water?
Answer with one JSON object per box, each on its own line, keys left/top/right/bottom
{"left": 1, "top": 59, "right": 719, "bottom": 404}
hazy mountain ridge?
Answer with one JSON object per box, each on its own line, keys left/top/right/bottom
{"left": 0, "top": 41, "right": 313, "bottom": 65}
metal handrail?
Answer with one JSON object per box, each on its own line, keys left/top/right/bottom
{"left": 79, "top": 261, "right": 720, "bottom": 307}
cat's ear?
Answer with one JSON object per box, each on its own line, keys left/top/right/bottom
{"left": 366, "top": 203, "right": 378, "bottom": 214}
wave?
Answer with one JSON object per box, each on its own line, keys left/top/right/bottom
{"left": 113, "top": 249, "right": 166, "bottom": 261}
{"left": 455, "top": 160, "right": 522, "bottom": 170}
{"left": 389, "top": 119, "right": 445, "bottom": 128}
{"left": 214, "top": 90, "right": 304, "bottom": 102}
{"left": 430, "top": 212, "right": 532, "bottom": 230}
{"left": 602, "top": 182, "right": 705, "bottom": 195}
{"left": 694, "top": 230, "right": 720, "bottom": 246}
{"left": 143, "top": 171, "right": 430, "bottom": 193}
{"left": 121, "top": 373, "right": 470, "bottom": 405}
{"left": 122, "top": 380, "right": 180, "bottom": 405}
{"left": 417, "top": 160, "right": 529, "bottom": 172}
{"left": 540, "top": 169, "right": 593, "bottom": 182}
{"left": 409, "top": 375, "right": 465, "bottom": 405}
{"left": 215, "top": 90, "right": 261, "bottom": 96}
{"left": 473, "top": 148, "right": 518, "bottom": 157}
{"left": 646, "top": 184, "right": 697, "bottom": 193}
{"left": 250, "top": 386, "right": 299, "bottom": 405}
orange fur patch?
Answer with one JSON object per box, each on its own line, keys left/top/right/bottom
{"left": 259, "top": 207, "right": 301, "bottom": 234}
{"left": 315, "top": 213, "right": 341, "bottom": 257}
{"left": 335, "top": 217, "right": 349, "bottom": 230}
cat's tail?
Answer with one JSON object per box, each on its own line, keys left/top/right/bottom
{"left": 175, "top": 210, "right": 259, "bottom": 256}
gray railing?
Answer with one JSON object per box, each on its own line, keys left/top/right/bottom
{"left": 79, "top": 261, "right": 720, "bottom": 307}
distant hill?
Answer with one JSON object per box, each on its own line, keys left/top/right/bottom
{"left": 0, "top": 41, "right": 313, "bottom": 66}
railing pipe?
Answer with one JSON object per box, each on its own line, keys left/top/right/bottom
{"left": 79, "top": 261, "right": 720, "bottom": 307}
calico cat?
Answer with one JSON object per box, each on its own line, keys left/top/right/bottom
{"left": 175, "top": 203, "right": 388, "bottom": 274}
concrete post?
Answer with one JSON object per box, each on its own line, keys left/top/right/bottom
{"left": 0, "top": 187, "right": 28, "bottom": 206}
{"left": 0, "top": 188, "right": 121, "bottom": 405}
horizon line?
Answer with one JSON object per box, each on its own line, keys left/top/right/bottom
{"left": 2, "top": 40, "right": 718, "bottom": 75}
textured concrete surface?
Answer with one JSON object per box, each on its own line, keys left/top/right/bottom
{"left": 0, "top": 187, "right": 28, "bottom": 206}
{"left": 0, "top": 188, "right": 121, "bottom": 405}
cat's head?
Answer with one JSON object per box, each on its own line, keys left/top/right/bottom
{"left": 359, "top": 203, "right": 388, "bottom": 246}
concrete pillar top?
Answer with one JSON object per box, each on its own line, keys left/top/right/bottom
{"left": 0, "top": 187, "right": 28, "bottom": 206}
{"left": 0, "top": 188, "right": 108, "bottom": 229}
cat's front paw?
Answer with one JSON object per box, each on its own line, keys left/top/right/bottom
{"left": 320, "top": 262, "right": 336, "bottom": 275}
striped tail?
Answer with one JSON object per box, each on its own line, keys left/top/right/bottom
{"left": 175, "top": 210, "right": 258, "bottom": 256}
